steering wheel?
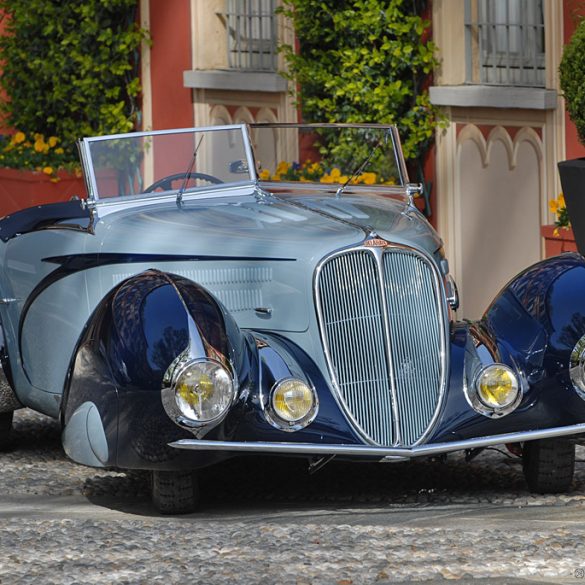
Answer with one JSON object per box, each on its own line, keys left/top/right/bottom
{"left": 144, "top": 171, "right": 223, "bottom": 193}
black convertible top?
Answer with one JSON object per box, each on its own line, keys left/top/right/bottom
{"left": 0, "top": 200, "right": 91, "bottom": 242}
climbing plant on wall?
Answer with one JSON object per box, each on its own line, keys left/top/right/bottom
{"left": 278, "top": 0, "right": 443, "bottom": 163}
{"left": 0, "top": 0, "right": 148, "bottom": 164}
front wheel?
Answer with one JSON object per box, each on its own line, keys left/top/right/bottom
{"left": 151, "top": 470, "right": 199, "bottom": 515}
{"left": 522, "top": 438, "right": 575, "bottom": 493}
{"left": 0, "top": 411, "right": 13, "bottom": 450}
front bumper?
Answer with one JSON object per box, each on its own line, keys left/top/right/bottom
{"left": 170, "top": 422, "right": 585, "bottom": 460}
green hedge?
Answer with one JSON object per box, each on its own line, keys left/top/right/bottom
{"left": 278, "top": 0, "right": 444, "bottom": 162}
{"left": 0, "top": 0, "right": 148, "bottom": 165}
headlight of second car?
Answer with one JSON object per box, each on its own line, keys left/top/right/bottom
{"left": 173, "top": 359, "right": 235, "bottom": 423}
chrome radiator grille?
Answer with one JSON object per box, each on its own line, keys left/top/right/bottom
{"left": 316, "top": 246, "right": 446, "bottom": 447}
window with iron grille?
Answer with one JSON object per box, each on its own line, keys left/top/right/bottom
{"left": 464, "top": 0, "right": 545, "bottom": 87}
{"left": 223, "top": 0, "right": 277, "bottom": 72}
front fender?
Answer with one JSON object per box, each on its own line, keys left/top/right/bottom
{"left": 480, "top": 253, "right": 585, "bottom": 426}
{"left": 62, "top": 269, "right": 252, "bottom": 469}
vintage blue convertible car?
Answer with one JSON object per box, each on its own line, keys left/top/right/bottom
{"left": 0, "top": 123, "right": 583, "bottom": 513}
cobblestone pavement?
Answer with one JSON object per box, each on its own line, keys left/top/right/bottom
{"left": 2, "top": 410, "right": 585, "bottom": 584}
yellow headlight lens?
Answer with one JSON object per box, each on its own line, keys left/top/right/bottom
{"left": 174, "top": 360, "right": 233, "bottom": 422}
{"left": 271, "top": 379, "right": 315, "bottom": 423}
{"left": 476, "top": 365, "right": 519, "bottom": 408}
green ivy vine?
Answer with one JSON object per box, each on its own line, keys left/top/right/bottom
{"left": 0, "top": 0, "right": 149, "bottom": 165}
{"left": 278, "top": 0, "right": 444, "bottom": 163}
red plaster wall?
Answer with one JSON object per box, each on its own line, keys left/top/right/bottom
{"left": 563, "top": 0, "right": 585, "bottom": 159}
{"left": 148, "top": 0, "right": 193, "bottom": 130}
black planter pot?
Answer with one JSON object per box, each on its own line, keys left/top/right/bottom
{"left": 558, "top": 158, "right": 585, "bottom": 256}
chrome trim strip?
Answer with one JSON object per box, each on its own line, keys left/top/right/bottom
{"left": 373, "top": 247, "right": 402, "bottom": 446}
{"left": 82, "top": 123, "right": 248, "bottom": 143}
{"left": 389, "top": 126, "right": 409, "bottom": 185}
{"left": 169, "top": 423, "right": 585, "bottom": 457}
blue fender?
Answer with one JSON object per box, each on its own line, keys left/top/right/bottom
{"left": 480, "top": 253, "right": 585, "bottom": 426}
{"left": 61, "top": 269, "right": 252, "bottom": 470}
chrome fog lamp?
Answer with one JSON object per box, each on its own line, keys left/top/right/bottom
{"left": 474, "top": 364, "right": 520, "bottom": 412}
{"left": 173, "top": 359, "right": 235, "bottom": 423}
{"left": 267, "top": 378, "right": 318, "bottom": 431}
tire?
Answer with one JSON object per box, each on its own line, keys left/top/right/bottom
{"left": 522, "top": 438, "right": 575, "bottom": 493}
{"left": 0, "top": 411, "right": 13, "bottom": 451}
{"left": 151, "top": 470, "right": 199, "bottom": 515}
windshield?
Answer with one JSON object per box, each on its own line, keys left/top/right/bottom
{"left": 250, "top": 124, "right": 405, "bottom": 187}
{"left": 81, "top": 125, "right": 254, "bottom": 201}
{"left": 79, "top": 124, "right": 406, "bottom": 204}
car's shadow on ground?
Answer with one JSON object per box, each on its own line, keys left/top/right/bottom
{"left": 11, "top": 408, "right": 585, "bottom": 518}
{"left": 82, "top": 452, "right": 534, "bottom": 517}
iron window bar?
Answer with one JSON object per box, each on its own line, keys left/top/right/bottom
{"left": 464, "top": 0, "right": 545, "bottom": 87}
{"left": 220, "top": 0, "right": 277, "bottom": 72}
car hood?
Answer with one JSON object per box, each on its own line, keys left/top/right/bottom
{"left": 95, "top": 192, "right": 443, "bottom": 333}
{"left": 97, "top": 191, "right": 442, "bottom": 261}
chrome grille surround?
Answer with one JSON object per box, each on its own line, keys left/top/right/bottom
{"left": 314, "top": 243, "right": 449, "bottom": 447}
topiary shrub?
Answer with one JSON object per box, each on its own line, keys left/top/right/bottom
{"left": 0, "top": 0, "right": 149, "bottom": 165}
{"left": 560, "top": 18, "right": 585, "bottom": 146}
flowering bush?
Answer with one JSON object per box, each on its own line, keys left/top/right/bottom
{"left": 259, "top": 160, "right": 395, "bottom": 186}
{"left": 0, "top": 132, "right": 79, "bottom": 180}
{"left": 549, "top": 193, "right": 571, "bottom": 235}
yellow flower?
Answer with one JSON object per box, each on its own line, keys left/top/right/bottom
{"left": 558, "top": 193, "right": 565, "bottom": 208}
{"left": 320, "top": 174, "right": 334, "bottom": 184}
{"left": 258, "top": 169, "right": 271, "bottom": 181}
{"left": 553, "top": 227, "right": 560, "bottom": 237}
{"left": 34, "top": 133, "right": 43, "bottom": 141}
{"left": 361, "top": 172, "right": 377, "bottom": 185}
{"left": 12, "top": 131, "right": 26, "bottom": 144}
{"left": 34, "top": 138, "right": 49, "bottom": 154}
{"left": 329, "top": 168, "right": 342, "bottom": 180}
{"left": 42, "top": 166, "right": 54, "bottom": 175}
{"left": 549, "top": 199, "right": 559, "bottom": 214}
{"left": 275, "top": 161, "right": 290, "bottom": 174}
{"left": 55, "top": 147, "right": 64, "bottom": 155}
{"left": 48, "top": 136, "right": 58, "bottom": 148}
{"left": 309, "top": 162, "right": 322, "bottom": 173}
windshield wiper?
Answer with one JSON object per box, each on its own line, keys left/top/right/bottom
{"left": 176, "top": 135, "right": 204, "bottom": 208}
{"left": 335, "top": 129, "right": 391, "bottom": 198}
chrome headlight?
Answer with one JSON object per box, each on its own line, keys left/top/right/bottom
{"left": 172, "top": 359, "right": 235, "bottom": 424}
{"left": 467, "top": 364, "right": 521, "bottom": 418}
{"left": 266, "top": 378, "right": 318, "bottom": 431}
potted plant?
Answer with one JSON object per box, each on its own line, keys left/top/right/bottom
{"left": 0, "top": 132, "right": 85, "bottom": 217}
{"left": 558, "top": 19, "right": 585, "bottom": 255}
{"left": 541, "top": 193, "right": 578, "bottom": 257}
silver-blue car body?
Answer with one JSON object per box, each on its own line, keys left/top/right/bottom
{"left": 0, "top": 123, "right": 584, "bottom": 513}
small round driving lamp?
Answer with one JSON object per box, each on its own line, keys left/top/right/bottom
{"left": 173, "top": 359, "right": 234, "bottom": 423}
{"left": 271, "top": 379, "right": 316, "bottom": 424}
{"left": 475, "top": 364, "right": 519, "bottom": 409}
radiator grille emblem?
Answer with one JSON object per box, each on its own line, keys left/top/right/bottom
{"left": 363, "top": 237, "right": 389, "bottom": 248}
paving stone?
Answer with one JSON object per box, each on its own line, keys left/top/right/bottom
{"left": 1, "top": 409, "right": 585, "bottom": 584}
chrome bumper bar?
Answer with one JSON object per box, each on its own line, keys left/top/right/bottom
{"left": 169, "top": 422, "right": 585, "bottom": 459}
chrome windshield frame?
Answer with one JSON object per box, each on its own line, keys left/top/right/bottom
{"left": 78, "top": 124, "right": 257, "bottom": 206}
{"left": 249, "top": 122, "right": 409, "bottom": 186}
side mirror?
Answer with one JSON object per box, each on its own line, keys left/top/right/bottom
{"left": 229, "top": 160, "right": 249, "bottom": 174}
